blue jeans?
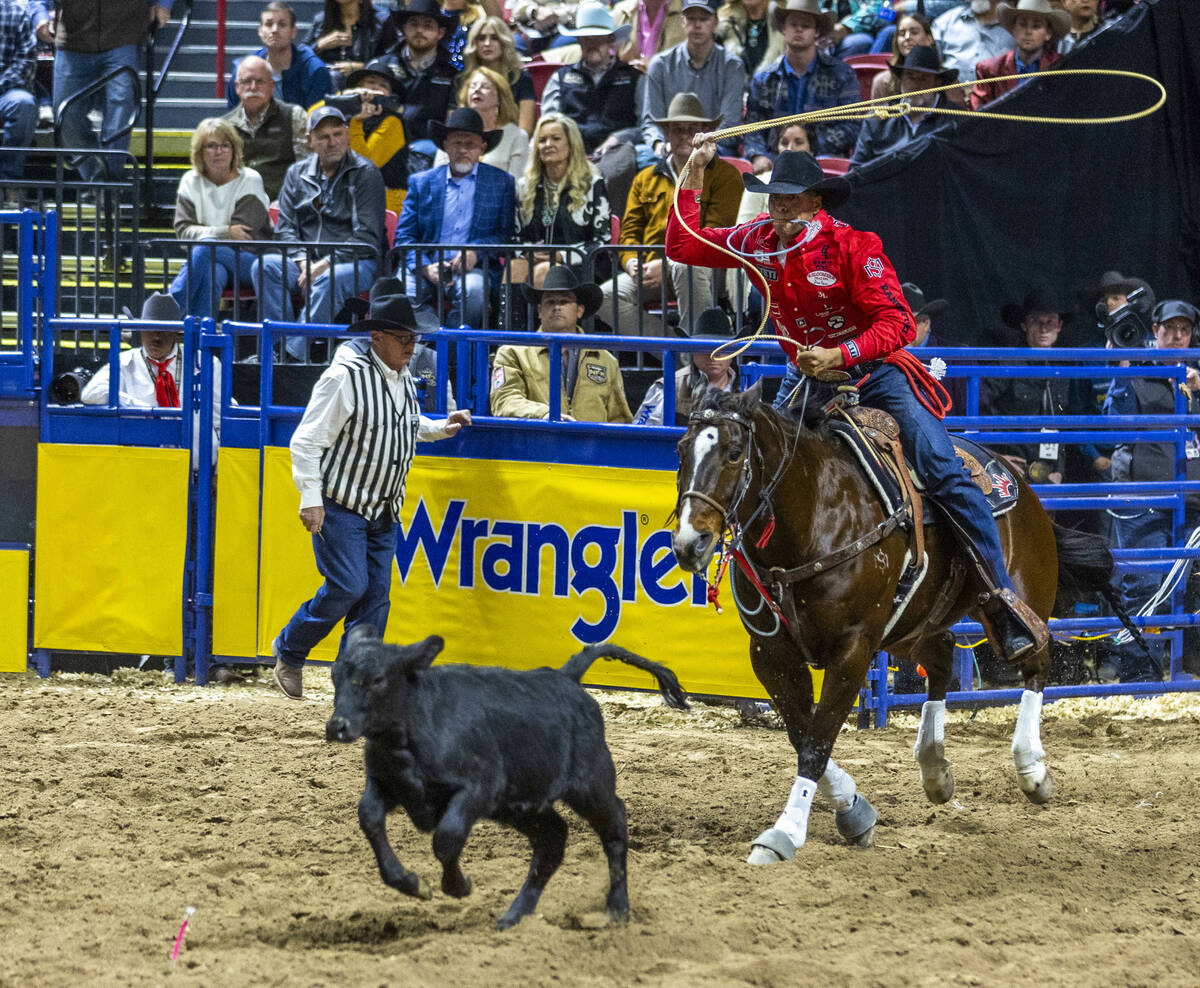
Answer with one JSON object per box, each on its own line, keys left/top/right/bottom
{"left": 1106, "top": 507, "right": 1170, "bottom": 681}
{"left": 410, "top": 266, "right": 488, "bottom": 333}
{"left": 0, "top": 87, "right": 37, "bottom": 182}
{"left": 775, "top": 361, "right": 1015, "bottom": 592}
{"left": 252, "top": 253, "right": 377, "bottom": 358}
{"left": 276, "top": 498, "right": 398, "bottom": 667}
{"left": 836, "top": 32, "right": 875, "bottom": 57}
{"left": 53, "top": 46, "right": 137, "bottom": 182}
{"left": 871, "top": 25, "right": 896, "bottom": 54}
{"left": 169, "top": 243, "right": 259, "bottom": 320}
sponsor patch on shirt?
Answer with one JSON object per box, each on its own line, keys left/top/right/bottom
{"left": 807, "top": 270, "right": 836, "bottom": 287}
{"left": 563, "top": 71, "right": 585, "bottom": 85}
{"left": 492, "top": 365, "right": 505, "bottom": 388}
{"left": 586, "top": 362, "right": 607, "bottom": 384}
{"left": 827, "top": 314, "right": 845, "bottom": 330}
{"left": 863, "top": 257, "right": 884, "bottom": 279}
{"left": 844, "top": 339, "right": 861, "bottom": 360}
{"left": 757, "top": 265, "right": 778, "bottom": 281}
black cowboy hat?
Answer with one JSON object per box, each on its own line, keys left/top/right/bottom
{"left": 1089, "top": 269, "right": 1153, "bottom": 307}
{"left": 350, "top": 277, "right": 421, "bottom": 336}
{"left": 393, "top": 0, "right": 452, "bottom": 31}
{"left": 345, "top": 56, "right": 400, "bottom": 92}
{"left": 1001, "top": 286, "right": 1073, "bottom": 330}
{"left": 429, "top": 107, "right": 502, "bottom": 153}
{"left": 521, "top": 265, "right": 604, "bottom": 320}
{"left": 901, "top": 282, "right": 949, "bottom": 319}
{"left": 888, "top": 45, "right": 958, "bottom": 84}
{"left": 741, "top": 150, "right": 850, "bottom": 210}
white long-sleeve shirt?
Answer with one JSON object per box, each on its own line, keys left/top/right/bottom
{"left": 289, "top": 341, "right": 452, "bottom": 511}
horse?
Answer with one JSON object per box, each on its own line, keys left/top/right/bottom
{"left": 670, "top": 382, "right": 1128, "bottom": 864}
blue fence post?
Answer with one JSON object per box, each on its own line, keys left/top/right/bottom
{"left": 193, "top": 317, "right": 220, "bottom": 686}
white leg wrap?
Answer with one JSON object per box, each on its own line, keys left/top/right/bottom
{"left": 818, "top": 758, "right": 857, "bottom": 813}
{"left": 914, "top": 700, "right": 948, "bottom": 778}
{"left": 772, "top": 775, "right": 818, "bottom": 849}
{"left": 1011, "top": 689, "right": 1047, "bottom": 788}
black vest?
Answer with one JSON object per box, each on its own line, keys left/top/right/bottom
{"left": 554, "top": 60, "right": 641, "bottom": 152}
{"left": 222, "top": 99, "right": 299, "bottom": 202}
{"left": 1127, "top": 376, "right": 1200, "bottom": 484}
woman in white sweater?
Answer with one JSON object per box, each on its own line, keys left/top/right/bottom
{"left": 169, "top": 119, "right": 274, "bottom": 319}
{"left": 435, "top": 66, "right": 528, "bottom": 178}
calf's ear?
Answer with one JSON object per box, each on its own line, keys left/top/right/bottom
{"left": 346, "top": 624, "right": 378, "bottom": 645}
{"left": 407, "top": 635, "right": 445, "bottom": 671}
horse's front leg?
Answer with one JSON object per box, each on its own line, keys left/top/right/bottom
{"left": 1012, "top": 652, "right": 1054, "bottom": 803}
{"left": 747, "top": 638, "right": 877, "bottom": 863}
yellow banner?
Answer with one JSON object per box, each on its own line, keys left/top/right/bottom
{"left": 212, "top": 447, "right": 261, "bottom": 658}
{"left": 0, "top": 550, "right": 29, "bottom": 673}
{"left": 34, "top": 444, "right": 189, "bottom": 655}
{"left": 259, "top": 451, "right": 772, "bottom": 698}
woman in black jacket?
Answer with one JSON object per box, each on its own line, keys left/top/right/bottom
{"left": 308, "top": 0, "right": 398, "bottom": 85}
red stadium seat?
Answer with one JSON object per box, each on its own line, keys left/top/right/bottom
{"left": 844, "top": 53, "right": 891, "bottom": 102}
{"left": 720, "top": 156, "right": 755, "bottom": 176}
{"left": 524, "top": 59, "right": 559, "bottom": 102}
{"left": 818, "top": 156, "right": 851, "bottom": 176}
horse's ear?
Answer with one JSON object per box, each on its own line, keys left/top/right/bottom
{"left": 741, "top": 379, "right": 763, "bottom": 408}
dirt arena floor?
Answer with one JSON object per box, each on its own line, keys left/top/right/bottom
{"left": 1, "top": 668, "right": 1198, "bottom": 987}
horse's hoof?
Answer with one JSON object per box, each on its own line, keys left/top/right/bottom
{"left": 747, "top": 827, "right": 795, "bottom": 865}
{"left": 923, "top": 767, "right": 955, "bottom": 805}
{"left": 1019, "top": 766, "right": 1054, "bottom": 805}
{"left": 835, "top": 794, "right": 878, "bottom": 847}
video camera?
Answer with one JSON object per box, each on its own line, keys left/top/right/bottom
{"left": 1098, "top": 285, "right": 1152, "bottom": 349}
{"left": 325, "top": 92, "right": 401, "bottom": 118}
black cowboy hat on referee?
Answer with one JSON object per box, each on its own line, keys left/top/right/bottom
{"left": 350, "top": 277, "right": 421, "bottom": 336}
{"left": 889, "top": 45, "right": 958, "bottom": 85}
{"left": 741, "top": 150, "right": 851, "bottom": 210}
{"left": 521, "top": 265, "right": 604, "bottom": 320}
{"left": 393, "top": 0, "right": 452, "bottom": 31}
{"left": 429, "top": 107, "right": 502, "bottom": 153}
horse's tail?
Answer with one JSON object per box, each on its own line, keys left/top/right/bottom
{"left": 1052, "top": 522, "right": 1155, "bottom": 667}
{"left": 559, "top": 644, "right": 690, "bottom": 710}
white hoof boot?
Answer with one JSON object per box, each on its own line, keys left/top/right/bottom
{"left": 1017, "top": 763, "right": 1055, "bottom": 804}
{"left": 1012, "top": 690, "right": 1053, "bottom": 805}
{"left": 834, "top": 794, "right": 877, "bottom": 848}
{"left": 747, "top": 827, "right": 795, "bottom": 865}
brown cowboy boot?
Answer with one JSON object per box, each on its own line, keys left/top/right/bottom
{"left": 978, "top": 588, "right": 1050, "bottom": 664}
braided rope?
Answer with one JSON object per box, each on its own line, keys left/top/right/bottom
{"left": 669, "top": 68, "right": 1167, "bottom": 363}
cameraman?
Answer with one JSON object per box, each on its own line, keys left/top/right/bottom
{"left": 314, "top": 58, "right": 410, "bottom": 214}
{"left": 1099, "top": 298, "right": 1200, "bottom": 682}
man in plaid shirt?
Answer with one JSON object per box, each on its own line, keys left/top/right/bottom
{"left": 0, "top": 0, "right": 37, "bottom": 196}
{"left": 744, "top": 0, "right": 861, "bottom": 168}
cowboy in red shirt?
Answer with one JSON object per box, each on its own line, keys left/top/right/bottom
{"left": 666, "top": 143, "right": 1048, "bottom": 662}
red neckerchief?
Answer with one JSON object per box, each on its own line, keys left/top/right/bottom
{"left": 146, "top": 350, "right": 179, "bottom": 408}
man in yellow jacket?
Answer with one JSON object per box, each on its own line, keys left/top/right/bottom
{"left": 490, "top": 266, "right": 634, "bottom": 422}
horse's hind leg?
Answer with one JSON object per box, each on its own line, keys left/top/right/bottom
{"left": 819, "top": 758, "right": 877, "bottom": 848}
{"left": 1012, "top": 645, "right": 1054, "bottom": 804}
{"left": 908, "top": 632, "right": 956, "bottom": 805}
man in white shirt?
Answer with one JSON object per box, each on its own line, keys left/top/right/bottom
{"left": 272, "top": 276, "right": 471, "bottom": 699}
{"left": 933, "top": 0, "right": 1009, "bottom": 81}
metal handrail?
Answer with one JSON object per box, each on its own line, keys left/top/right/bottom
{"left": 144, "top": 0, "right": 195, "bottom": 213}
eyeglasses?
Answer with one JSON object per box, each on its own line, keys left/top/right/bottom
{"left": 203, "top": 142, "right": 233, "bottom": 152}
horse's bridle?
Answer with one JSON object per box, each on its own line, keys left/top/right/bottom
{"left": 678, "top": 407, "right": 759, "bottom": 532}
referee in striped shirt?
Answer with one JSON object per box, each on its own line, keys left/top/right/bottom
{"left": 273, "top": 277, "right": 471, "bottom": 699}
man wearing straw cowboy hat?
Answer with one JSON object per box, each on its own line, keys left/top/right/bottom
{"left": 601, "top": 91, "right": 741, "bottom": 336}
{"left": 667, "top": 141, "right": 1050, "bottom": 665}
{"left": 272, "top": 278, "right": 471, "bottom": 699}
{"left": 850, "top": 45, "right": 958, "bottom": 167}
{"left": 970, "top": 0, "right": 1066, "bottom": 109}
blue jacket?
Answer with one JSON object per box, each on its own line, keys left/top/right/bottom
{"left": 225, "top": 43, "right": 334, "bottom": 111}
{"left": 395, "top": 163, "right": 516, "bottom": 271}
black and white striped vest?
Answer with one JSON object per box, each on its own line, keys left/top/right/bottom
{"left": 321, "top": 339, "right": 420, "bottom": 521}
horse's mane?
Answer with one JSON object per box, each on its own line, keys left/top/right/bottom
{"left": 697, "top": 385, "right": 830, "bottom": 444}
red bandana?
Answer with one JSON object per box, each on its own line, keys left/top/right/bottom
{"left": 148, "top": 354, "right": 179, "bottom": 408}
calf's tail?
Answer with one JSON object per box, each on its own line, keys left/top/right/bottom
{"left": 560, "top": 644, "right": 690, "bottom": 710}
{"left": 1053, "top": 522, "right": 1157, "bottom": 673}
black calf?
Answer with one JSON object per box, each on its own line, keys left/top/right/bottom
{"left": 325, "top": 626, "right": 688, "bottom": 930}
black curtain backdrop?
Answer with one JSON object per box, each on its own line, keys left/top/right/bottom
{"left": 837, "top": 0, "right": 1200, "bottom": 346}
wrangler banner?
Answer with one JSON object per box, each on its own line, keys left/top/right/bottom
{"left": 258, "top": 451, "right": 789, "bottom": 698}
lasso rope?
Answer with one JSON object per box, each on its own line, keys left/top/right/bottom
{"left": 671, "top": 67, "right": 1167, "bottom": 364}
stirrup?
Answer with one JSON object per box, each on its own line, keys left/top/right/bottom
{"left": 979, "top": 588, "right": 1049, "bottom": 662}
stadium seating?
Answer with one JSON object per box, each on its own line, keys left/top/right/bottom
{"left": 844, "top": 53, "right": 891, "bottom": 102}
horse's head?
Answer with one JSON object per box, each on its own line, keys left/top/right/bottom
{"left": 672, "top": 382, "right": 763, "bottom": 572}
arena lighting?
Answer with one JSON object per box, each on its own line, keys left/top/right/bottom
{"left": 50, "top": 366, "right": 95, "bottom": 404}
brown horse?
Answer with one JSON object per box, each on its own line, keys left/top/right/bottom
{"left": 671, "top": 383, "right": 1120, "bottom": 863}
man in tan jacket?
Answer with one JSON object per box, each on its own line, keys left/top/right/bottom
{"left": 490, "top": 266, "right": 633, "bottom": 422}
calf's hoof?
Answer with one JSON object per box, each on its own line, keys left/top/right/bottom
{"left": 747, "top": 827, "right": 795, "bottom": 865}
{"left": 496, "top": 911, "right": 524, "bottom": 931}
{"left": 606, "top": 903, "right": 631, "bottom": 925}
{"left": 442, "top": 873, "right": 472, "bottom": 899}
{"left": 391, "top": 871, "right": 432, "bottom": 900}
{"left": 922, "top": 767, "right": 955, "bottom": 805}
{"left": 1018, "top": 765, "right": 1054, "bottom": 805}
{"left": 835, "top": 794, "right": 877, "bottom": 849}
